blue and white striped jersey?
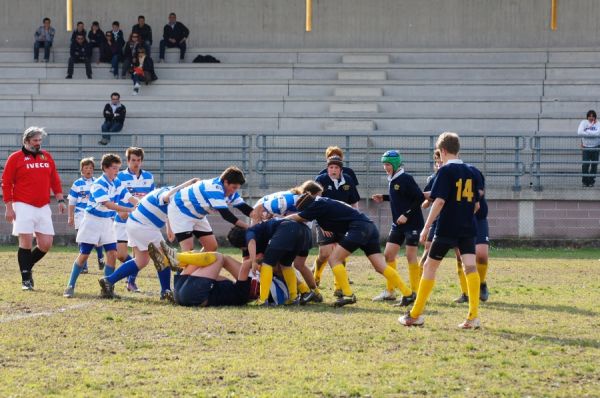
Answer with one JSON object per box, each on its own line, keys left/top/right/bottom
{"left": 255, "top": 190, "right": 300, "bottom": 216}
{"left": 67, "top": 177, "right": 94, "bottom": 215}
{"left": 129, "top": 186, "right": 171, "bottom": 228}
{"left": 173, "top": 177, "right": 245, "bottom": 219}
{"left": 86, "top": 174, "right": 132, "bottom": 218}
{"left": 115, "top": 168, "right": 154, "bottom": 223}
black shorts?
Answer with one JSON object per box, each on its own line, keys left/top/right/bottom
{"left": 428, "top": 236, "right": 476, "bottom": 261}
{"left": 263, "top": 221, "right": 311, "bottom": 266}
{"left": 175, "top": 230, "right": 214, "bottom": 243}
{"left": 387, "top": 227, "right": 420, "bottom": 247}
{"left": 174, "top": 274, "right": 250, "bottom": 307}
{"left": 475, "top": 218, "right": 490, "bottom": 245}
{"left": 316, "top": 226, "right": 345, "bottom": 246}
{"left": 339, "top": 221, "right": 381, "bottom": 256}
{"left": 426, "top": 220, "right": 438, "bottom": 243}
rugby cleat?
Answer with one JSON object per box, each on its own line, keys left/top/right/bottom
{"left": 147, "top": 242, "right": 168, "bottom": 272}
{"left": 393, "top": 292, "right": 416, "bottom": 307}
{"left": 372, "top": 290, "right": 397, "bottom": 302}
{"left": 458, "top": 318, "right": 481, "bottom": 330}
{"left": 81, "top": 264, "right": 88, "bottom": 274}
{"left": 398, "top": 311, "right": 425, "bottom": 327}
{"left": 126, "top": 281, "right": 141, "bottom": 293}
{"left": 63, "top": 286, "right": 75, "bottom": 298}
{"left": 453, "top": 293, "right": 469, "bottom": 304}
{"left": 160, "top": 289, "right": 175, "bottom": 303}
{"left": 98, "top": 277, "right": 116, "bottom": 299}
{"left": 285, "top": 296, "right": 301, "bottom": 306}
{"left": 159, "top": 241, "right": 182, "bottom": 272}
{"left": 21, "top": 279, "right": 34, "bottom": 291}
{"left": 299, "top": 290, "right": 323, "bottom": 305}
{"left": 479, "top": 283, "right": 489, "bottom": 302}
{"left": 333, "top": 294, "right": 357, "bottom": 307}
{"left": 97, "top": 257, "right": 106, "bottom": 271}
{"left": 333, "top": 289, "right": 343, "bottom": 298}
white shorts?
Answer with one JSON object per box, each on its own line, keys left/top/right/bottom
{"left": 74, "top": 212, "right": 85, "bottom": 230}
{"left": 114, "top": 221, "right": 129, "bottom": 242}
{"left": 167, "top": 201, "right": 212, "bottom": 234}
{"left": 126, "top": 219, "right": 164, "bottom": 251}
{"left": 76, "top": 213, "right": 116, "bottom": 246}
{"left": 12, "top": 202, "right": 54, "bottom": 236}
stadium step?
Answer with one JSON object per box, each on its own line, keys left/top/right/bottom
{"left": 334, "top": 87, "right": 383, "bottom": 97}
{"left": 337, "top": 70, "right": 387, "bottom": 80}
{"left": 323, "top": 119, "right": 377, "bottom": 131}
{"left": 329, "top": 103, "right": 380, "bottom": 113}
{"left": 342, "top": 54, "right": 390, "bottom": 64}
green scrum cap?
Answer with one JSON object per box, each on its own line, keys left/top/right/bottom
{"left": 381, "top": 150, "right": 403, "bottom": 172}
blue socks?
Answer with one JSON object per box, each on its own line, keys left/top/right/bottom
{"left": 95, "top": 246, "right": 104, "bottom": 260}
{"left": 67, "top": 261, "right": 83, "bottom": 288}
{"left": 106, "top": 259, "right": 139, "bottom": 285}
{"left": 157, "top": 267, "right": 171, "bottom": 293}
{"left": 104, "top": 265, "right": 115, "bottom": 277}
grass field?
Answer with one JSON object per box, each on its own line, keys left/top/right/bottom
{"left": 0, "top": 248, "right": 599, "bottom": 397}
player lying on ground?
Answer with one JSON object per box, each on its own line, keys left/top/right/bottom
{"left": 286, "top": 194, "right": 415, "bottom": 307}
{"left": 97, "top": 178, "right": 199, "bottom": 300}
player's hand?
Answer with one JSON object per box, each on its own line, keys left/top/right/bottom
{"left": 5, "top": 207, "right": 15, "bottom": 223}
{"left": 167, "top": 229, "right": 175, "bottom": 242}
{"left": 118, "top": 211, "right": 129, "bottom": 219}
{"left": 419, "top": 228, "right": 428, "bottom": 245}
{"left": 371, "top": 194, "right": 383, "bottom": 203}
{"left": 322, "top": 229, "right": 333, "bottom": 238}
{"left": 396, "top": 215, "right": 408, "bottom": 225}
{"left": 67, "top": 217, "right": 74, "bottom": 227}
{"left": 58, "top": 202, "right": 66, "bottom": 214}
{"left": 251, "top": 261, "right": 261, "bottom": 273}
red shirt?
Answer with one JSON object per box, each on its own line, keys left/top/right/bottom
{"left": 2, "top": 147, "right": 62, "bottom": 207}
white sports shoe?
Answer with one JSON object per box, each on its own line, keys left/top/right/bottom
{"left": 372, "top": 290, "right": 396, "bottom": 302}
{"left": 398, "top": 312, "right": 425, "bottom": 327}
{"left": 458, "top": 318, "right": 481, "bottom": 330}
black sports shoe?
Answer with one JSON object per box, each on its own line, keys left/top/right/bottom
{"left": 98, "top": 277, "right": 115, "bottom": 299}
{"left": 65, "top": 75, "right": 72, "bottom": 79}
{"left": 393, "top": 292, "right": 416, "bottom": 307}
{"left": 453, "top": 293, "right": 469, "bottom": 304}
{"left": 333, "top": 294, "right": 357, "bottom": 307}
{"left": 21, "top": 279, "right": 34, "bottom": 291}
{"left": 480, "top": 283, "right": 489, "bottom": 302}
{"left": 299, "top": 290, "right": 323, "bottom": 305}
{"left": 160, "top": 289, "right": 175, "bottom": 303}
{"left": 97, "top": 257, "right": 106, "bottom": 270}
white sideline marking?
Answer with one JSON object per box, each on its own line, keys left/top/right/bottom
{"left": 0, "top": 302, "right": 95, "bottom": 323}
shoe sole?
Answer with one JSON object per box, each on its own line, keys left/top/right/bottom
{"left": 98, "top": 279, "right": 114, "bottom": 299}
{"left": 148, "top": 243, "right": 166, "bottom": 272}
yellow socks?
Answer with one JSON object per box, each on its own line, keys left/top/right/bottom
{"left": 408, "top": 262, "right": 421, "bottom": 292}
{"left": 465, "top": 271, "right": 481, "bottom": 320}
{"left": 409, "top": 278, "right": 435, "bottom": 318}
{"left": 382, "top": 266, "right": 412, "bottom": 297}
{"left": 177, "top": 251, "right": 217, "bottom": 267}
{"left": 281, "top": 266, "right": 298, "bottom": 300}
{"left": 313, "top": 259, "right": 327, "bottom": 284}
{"left": 456, "top": 259, "right": 468, "bottom": 295}
{"left": 385, "top": 260, "right": 397, "bottom": 292}
{"left": 331, "top": 264, "right": 353, "bottom": 296}
{"left": 259, "top": 264, "right": 274, "bottom": 303}
{"left": 477, "top": 262, "right": 488, "bottom": 284}
{"left": 298, "top": 281, "right": 310, "bottom": 294}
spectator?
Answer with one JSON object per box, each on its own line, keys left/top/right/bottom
{"left": 159, "top": 12, "right": 189, "bottom": 63}
{"left": 33, "top": 17, "right": 55, "bottom": 62}
{"left": 131, "top": 48, "right": 157, "bottom": 95}
{"left": 86, "top": 21, "right": 105, "bottom": 61}
{"left": 99, "top": 31, "right": 122, "bottom": 79}
{"left": 121, "top": 32, "right": 142, "bottom": 79}
{"left": 110, "top": 21, "right": 125, "bottom": 49}
{"left": 132, "top": 15, "right": 152, "bottom": 56}
{"left": 578, "top": 109, "right": 600, "bottom": 187}
{"left": 70, "top": 21, "right": 86, "bottom": 44}
{"left": 99, "top": 92, "right": 126, "bottom": 145}
{"left": 66, "top": 34, "right": 92, "bottom": 79}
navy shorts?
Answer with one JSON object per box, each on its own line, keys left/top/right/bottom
{"left": 174, "top": 274, "right": 250, "bottom": 307}
{"left": 387, "top": 226, "right": 420, "bottom": 247}
{"left": 339, "top": 221, "right": 381, "bottom": 256}
{"left": 428, "top": 235, "right": 476, "bottom": 261}
{"left": 475, "top": 218, "right": 490, "bottom": 245}
{"left": 263, "top": 221, "right": 311, "bottom": 266}
{"left": 316, "top": 226, "right": 345, "bottom": 246}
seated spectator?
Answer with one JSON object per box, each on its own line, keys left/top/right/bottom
{"left": 86, "top": 21, "right": 105, "bottom": 61}
{"left": 33, "top": 17, "right": 55, "bottom": 62}
{"left": 121, "top": 32, "right": 142, "bottom": 79}
{"left": 66, "top": 34, "right": 92, "bottom": 79}
{"left": 99, "top": 31, "right": 122, "bottom": 79}
{"left": 131, "top": 48, "right": 157, "bottom": 95}
{"left": 70, "top": 21, "right": 86, "bottom": 44}
{"left": 100, "top": 92, "right": 126, "bottom": 145}
{"left": 110, "top": 21, "right": 125, "bottom": 49}
{"left": 159, "top": 12, "right": 189, "bottom": 63}
{"left": 132, "top": 15, "right": 152, "bottom": 57}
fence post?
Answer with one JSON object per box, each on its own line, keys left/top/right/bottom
{"left": 159, "top": 134, "right": 165, "bottom": 186}
{"left": 532, "top": 136, "right": 542, "bottom": 191}
{"left": 513, "top": 136, "right": 521, "bottom": 191}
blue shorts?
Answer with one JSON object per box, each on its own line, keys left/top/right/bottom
{"left": 174, "top": 274, "right": 250, "bottom": 307}
{"left": 263, "top": 221, "right": 311, "bottom": 266}
{"left": 79, "top": 242, "right": 116, "bottom": 254}
{"left": 339, "top": 221, "right": 381, "bottom": 256}
{"left": 475, "top": 218, "right": 490, "bottom": 245}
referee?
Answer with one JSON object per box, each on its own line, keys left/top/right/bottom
{"left": 2, "top": 127, "right": 65, "bottom": 290}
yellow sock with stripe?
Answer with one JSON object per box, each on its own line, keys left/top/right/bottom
{"left": 409, "top": 278, "right": 435, "bottom": 318}
{"left": 259, "top": 264, "right": 274, "bottom": 303}
{"left": 281, "top": 266, "right": 298, "bottom": 300}
{"left": 385, "top": 260, "right": 397, "bottom": 292}
{"left": 331, "top": 264, "right": 353, "bottom": 296}
{"left": 298, "top": 281, "right": 310, "bottom": 294}
{"left": 456, "top": 259, "right": 468, "bottom": 295}
{"left": 465, "top": 271, "right": 481, "bottom": 320}
{"left": 176, "top": 251, "right": 217, "bottom": 267}
{"left": 477, "top": 262, "right": 488, "bottom": 284}
{"left": 408, "top": 262, "right": 421, "bottom": 292}
{"left": 313, "top": 259, "right": 327, "bottom": 284}
{"left": 382, "top": 266, "right": 412, "bottom": 297}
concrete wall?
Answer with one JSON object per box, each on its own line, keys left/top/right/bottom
{"left": 3, "top": 0, "right": 600, "bottom": 49}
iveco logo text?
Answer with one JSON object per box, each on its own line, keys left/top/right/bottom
{"left": 26, "top": 163, "right": 50, "bottom": 169}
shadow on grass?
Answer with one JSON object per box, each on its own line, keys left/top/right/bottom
{"left": 481, "top": 301, "right": 598, "bottom": 317}
{"left": 488, "top": 328, "right": 600, "bottom": 349}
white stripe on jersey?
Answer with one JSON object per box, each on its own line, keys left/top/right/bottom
{"left": 173, "top": 177, "right": 244, "bottom": 219}
{"left": 86, "top": 175, "right": 131, "bottom": 218}
{"left": 129, "top": 187, "right": 171, "bottom": 228}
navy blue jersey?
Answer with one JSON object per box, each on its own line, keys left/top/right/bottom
{"left": 430, "top": 160, "right": 479, "bottom": 238}
{"left": 315, "top": 172, "right": 360, "bottom": 205}
{"left": 318, "top": 166, "right": 359, "bottom": 186}
{"left": 386, "top": 171, "right": 425, "bottom": 231}
{"left": 298, "top": 197, "right": 371, "bottom": 234}
{"left": 245, "top": 218, "right": 285, "bottom": 255}
{"left": 423, "top": 172, "right": 437, "bottom": 192}
{"left": 467, "top": 164, "right": 488, "bottom": 220}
